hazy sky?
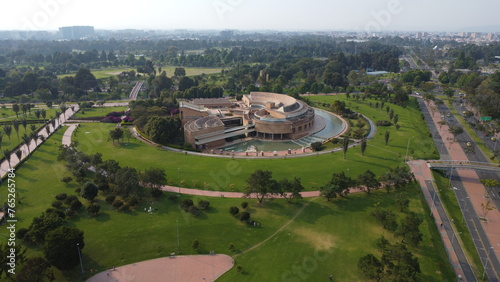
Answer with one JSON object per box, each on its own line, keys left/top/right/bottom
{"left": 1, "top": 0, "right": 500, "bottom": 32}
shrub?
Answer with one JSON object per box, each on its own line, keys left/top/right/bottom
{"left": 51, "top": 201, "right": 63, "bottom": 209}
{"left": 241, "top": 202, "right": 248, "bottom": 209}
{"left": 238, "top": 212, "right": 250, "bottom": 222}
{"left": 61, "top": 176, "right": 73, "bottom": 184}
{"left": 198, "top": 200, "right": 210, "bottom": 210}
{"left": 311, "top": 142, "right": 323, "bottom": 152}
{"left": 127, "top": 196, "right": 140, "bottom": 207}
{"left": 151, "top": 188, "right": 163, "bottom": 199}
{"left": 87, "top": 203, "right": 100, "bottom": 216}
{"left": 69, "top": 199, "right": 82, "bottom": 211}
{"left": 180, "top": 199, "right": 194, "bottom": 212}
{"left": 188, "top": 205, "right": 200, "bottom": 216}
{"left": 16, "top": 228, "right": 28, "bottom": 240}
{"left": 112, "top": 199, "right": 124, "bottom": 209}
{"left": 229, "top": 206, "right": 239, "bottom": 216}
{"left": 55, "top": 193, "right": 67, "bottom": 201}
{"left": 105, "top": 195, "right": 116, "bottom": 204}
{"left": 376, "top": 120, "right": 392, "bottom": 126}
{"left": 64, "top": 195, "right": 77, "bottom": 205}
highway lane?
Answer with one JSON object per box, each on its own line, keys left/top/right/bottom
{"left": 431, "top": 99, "right": 500, "bottom": 281}
{"left": 426, "top": 180, "right": 476, "bottom": 281}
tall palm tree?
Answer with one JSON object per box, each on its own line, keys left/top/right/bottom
{"left": 12, "top": 120, "right": 20, "bottom": 142}
{"left": 15, "top": 150, "right": 22, "bottom": 163}
{"left": 22, "top": 134, "right": 31, "bottom": 155}
{"left": 30, "top": 131, "right": 39, "bottom": 147}
{"left": 30, "top": 124, "right": 37, "bottom": 132}
{"left": 40, "top": 109, "right": 47, "bottom": 122}
{"left": 3, "top": 149, "right": 11, "bottom": 169}
{"left": 21, "top": 118, "right": 28, "bottom": 133}
{"left": 34, "top": 110, "right": 41, "bottom": 124}
{"left": 3, "top": 125, "right": 12, "bottom": 143}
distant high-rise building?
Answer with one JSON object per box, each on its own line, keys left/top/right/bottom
{"left": 59, "top": 26, "right": 94, "bottom": 39}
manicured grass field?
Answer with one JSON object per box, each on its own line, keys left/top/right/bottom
{"left": 0, "top": 130, "right": 454, "bottom": 281}
{"left": 71, "top": 106, "right": 129, "bottom": 119}
{"left": 71, "top": 95, "right": 437, "bottom": 191}
{"left": 57, "top": 66, "right": 224, "bottom": 80}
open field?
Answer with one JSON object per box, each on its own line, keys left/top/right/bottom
{"left": 57, "top": 66, "right": 224, "bottom": 80}
{"left": 0, "top": 127, "right": 454, "bottom": 281}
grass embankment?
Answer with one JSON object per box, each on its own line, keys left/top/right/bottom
{"left": 432, "top": 170, "right": 483, "bottom": 277}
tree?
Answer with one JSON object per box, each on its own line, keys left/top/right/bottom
{"left": 342, "top": 136, "right": 349, "bottom": 159}
{"left": 244, "top": 169, "right": 278, "bottom": 204}
{"left": 13, "top": 120, "right": 20, "bottom": 141}
{"left": 396, "top": 193, "right": 410, "bottom": 212}
{"left": 384, "top": 130, "right": 390, "bottom": 145}
{"left": 198, "top": 200, "right": 210, "bottom": 210}
{"left": 278, "top": 177, "right": 304, "bottom": 203}
{"left": 481, "top": 201, "right": 496, "bottom": 219}
{"left": 15, "top": 149, "right": 22, "bottom": 162}
{"left": 360, "top": 138, "right": 367, "bottom": 156}
{"left": 320, "top": 171, "right": 354, "bottom": 201}
{"left": 229, "top": 206, "right": 239, "bottom": 216}
{"left": 86, "top": 203, "right": 100, "bottom": 216}
{"left": 380, "top": 166, "right": 414, "bottom": 190}
{"left": 3, "top": 125, "right": 12, "bottom": 143}
{"left": 143, "top": 116, "right": 181, "bottom": 145}
{"left": 140, "top": 167, "right": 167, "bottom": 191}
{"left": 174, "top": 67, "right": 186, "bottom": 77}
{"left": 113, "top": 167, "right": 141, "bottom": 197}
{"left": 12, "top": 104, "right": 20, "bottom": 118}
{"left": 311, "top": 141, "right": 323, "bottom": 152}
{"left": 43, "top": 226, "right": 84, "bottom": 270}
{"left": 109, "top": 128, "right": 124, "bottom": 144}
{"left": 16, "top": 256, "right": 53, "bottom": 282}
{"left": 80, "top": 181, "right": 99, "bottom": 202}
{"left": 371, "top": 207, "right": 397, "bottom": 230}
{"left": 238, "top": 211, "right": 250, "bottom": 222}
{"left": 192, "top": 239, "right": 200, "bottom": 251}
{"left": 448, "top": 125, "right": 463, "bottom": 142}
{"left": 21, "top": 118, "right": 28, "bottom": 133}
{"left": 358, "top": 254, "right": 384, "bottom": 281}
{"left": 357, "top": 169, "right": 381, "bottom": 195}
{"left": 480, "top": 179, "right": 500, "bottom": 189}
{"left": 30, "top": 131, "right": 39, "bottom": 147}
{"left": 395, "top": 212, "right": 423, "bottom": 246}
{"left": 3, "top": 149, "right": 11, "bottom": 168}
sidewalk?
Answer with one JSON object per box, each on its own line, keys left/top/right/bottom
{"left": 0, "top": 106, "right": 79, "bottom": 178}
{"left": 426, "top": 100, "right": 500, "bottom": 264}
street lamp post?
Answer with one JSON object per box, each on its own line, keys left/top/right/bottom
{"left": 405, "top": 136, "right": 415, "bottom": 161}
{"left": 176, "top": 220, "right": 180, "bottom": 254}
{"left": 76, "top": 243, "right": 84, "bottom": 276}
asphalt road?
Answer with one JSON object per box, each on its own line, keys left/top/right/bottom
{"left": 425, "top": 180, "right": 476, "bottom": 280}
{"left": 426, "top": 98, "right": 500, "bottom": 281}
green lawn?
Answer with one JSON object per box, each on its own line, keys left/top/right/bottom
{"left": 70, "top": 95, "right": 437, "bottom": 191}
{"left": 0, "top": 131, "right": 454, "bottom": 281}
{"left": 71, "top": 106, "right": 129, "bottom": 119}
{"left": 0, "top": 98, "right": 455, "bottom": 281}
{"left": 57, "top": 66, "right": 224, "bottom": 80}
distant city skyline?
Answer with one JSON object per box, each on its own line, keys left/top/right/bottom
{"left": 1, "top": 0, "right": 500, "bottom": 33}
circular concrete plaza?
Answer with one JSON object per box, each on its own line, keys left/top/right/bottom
{"left": 86, "top": 254, "right": 234, "bottom": 282}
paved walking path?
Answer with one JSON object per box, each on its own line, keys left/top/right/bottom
{"left": 0, "top": 106, "right": 79, "bottom": 178}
